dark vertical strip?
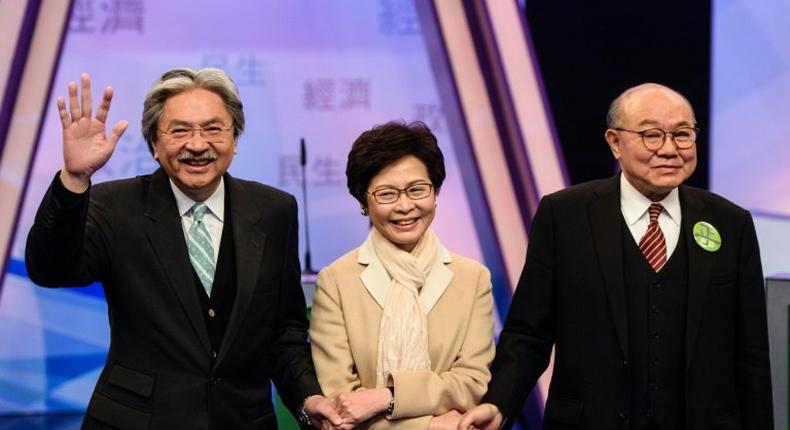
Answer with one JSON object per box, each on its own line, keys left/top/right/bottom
{"left": 0, "top": 0, "right": 75, "bottom": 293}
{"left": 0, "top": 0, "right": 41, "bottom": 157}
{"left": 526, "top": 0, "right": 711, "bottom": 189}
{"left": 414, "top": 1, "right": 513, "bottom": 322}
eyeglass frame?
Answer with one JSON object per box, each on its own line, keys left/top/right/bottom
{"left": 158, "top": 124, "right": 234, "bottom": 143}
{"left": 613, "top": 126, "right": 700, "bottom": 151}
{"left": 366, "top": 183, "right": 434, "bottom": 204}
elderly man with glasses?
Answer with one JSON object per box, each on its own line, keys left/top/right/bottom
{"left": 25, "top": 68, "right": 342, "bottom": 429}
{"left": 461, "top": 83, "right": 772, "bottom": 430}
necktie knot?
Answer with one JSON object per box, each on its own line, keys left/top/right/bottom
{"left": 648, "top": 202, "right": 663, "bottom": 223}
{"left": 192, "top": 203, "right": 209, "bottom": 222}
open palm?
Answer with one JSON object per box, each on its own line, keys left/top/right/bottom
{"left": 58, "top": 73, "right": 128, "bottom": 191}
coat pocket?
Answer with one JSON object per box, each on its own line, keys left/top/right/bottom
{"left": 108, "top": 363, "right": 156, "bottom": 398}
{"left": 87, "top": 391, "right": 151, "bottom": 430}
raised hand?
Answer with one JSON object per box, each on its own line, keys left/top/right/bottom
{"left": 457, "top": 403, "right": 503, "bottom": 430}
{"left": 57, "top": 73, "right": 128, "bottom": 192}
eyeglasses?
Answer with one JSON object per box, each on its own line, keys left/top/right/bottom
{"left": 158, "top": 125, "right": 232, "bottom": 143}
{"left": 367, "top": 183, "right": 433, "bottom": 204}
{"left": 614, "top": 126, "right": 699, "bottom": 151}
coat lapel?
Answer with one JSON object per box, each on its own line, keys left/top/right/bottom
{"left": 680, "top": 187, "right": 713, "bottom": 369}
{"left": 144, "top": 168, "right": 212, "bottom": 356}
{"left": 215, "top": 175, "right": 267, "bottom": 367}
{"left": 358, "top": 240, "right": 390, "bottom": 308}
{"left": 418, "top": 247, "right": 453, "bottom": 315}
{"left": 357, "top": 240, "right": 454, "bottom": 315}
{"left": 589, "top": 176, "right": 629, "bottom": 358}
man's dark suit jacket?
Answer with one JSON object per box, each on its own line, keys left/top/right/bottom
{"left": 25, "top": 168, "right": 321, "bottom": 429}
{"left": 483, "top": 175, "right": 773, "bottom": 429}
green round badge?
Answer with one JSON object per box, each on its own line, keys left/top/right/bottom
{"left": 692, "top": 221, "right": 721, "bottom": 252}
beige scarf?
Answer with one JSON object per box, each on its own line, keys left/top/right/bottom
{"left": 368, "top": 227, "right": 438, "bottom": 388}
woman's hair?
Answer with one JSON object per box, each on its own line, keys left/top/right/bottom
{"left": 141, "top": 67, "right": 244, "bottom": 155}
{"left": 346, "top": 120, "right": 445, "bottom": 207}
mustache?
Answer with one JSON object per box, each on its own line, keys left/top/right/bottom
{"left": 176, "top": 151, "right": 218, "bottom": 162}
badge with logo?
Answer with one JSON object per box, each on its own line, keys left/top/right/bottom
{"left": 692, "top": 221, "right": 721, "bottom": 252}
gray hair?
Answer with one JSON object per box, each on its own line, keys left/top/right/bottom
{"left": 141, "top": 67, "right": 245, "bottom": 155}
{"left": 606, "top": 83, "right": 695, "bottom": 129}
{"left": 605, "top": 96, "right": 623, "bottom": 129}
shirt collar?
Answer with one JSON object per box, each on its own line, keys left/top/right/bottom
{"left": 170, "top": 177, "right": 225, "bottom": 221}
{"left": 620, "top": 173, "right": 680, "bottom": 227}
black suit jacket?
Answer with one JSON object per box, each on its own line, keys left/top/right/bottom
{"left": 26, "top": 168, "right": 321, "bottom": 429}
{"left": 484, "top": 175, "right": 772, "bottom": 430}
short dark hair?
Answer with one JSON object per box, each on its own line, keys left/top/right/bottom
{"left": 346, "top": 121, "right": 446, "bottom": 207}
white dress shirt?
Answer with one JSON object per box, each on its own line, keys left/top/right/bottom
{"left": 170, "top": 178, "right": 225, "bottom": 265}
{"left": 620, "top": 174, "right": 681, "bottom": 259}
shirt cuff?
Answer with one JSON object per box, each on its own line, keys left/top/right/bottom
{"left": 52, "top": 170, "right": 89, "bottom": 207}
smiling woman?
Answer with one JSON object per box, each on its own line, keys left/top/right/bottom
{"left": 309, "top": 121, "right": 496, "bottom": 429}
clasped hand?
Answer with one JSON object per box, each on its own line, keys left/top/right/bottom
{"left": 329, "top": 388, "right": 392, "bottom": 429}
{"left": 303, "top": 389, "right": 390, "bottom": 430}
{"left": 312, "top": 388, "right": 463, "bottom": 430}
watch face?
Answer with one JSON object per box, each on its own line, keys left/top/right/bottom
{"left": 298, "top": 406, "right": 311, "bottom": 424}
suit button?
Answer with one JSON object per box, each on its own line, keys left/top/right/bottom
{"left": 650, "top": 384, "right": 659, "bottom": 391}
{"left": 211, "top": 377, "right": 222, "bottom": 385}
{"left": 652, "top": 331, "right": 661, "bottom": 340}
{"left": 651, "top": 305, "right": 660, "bottom": 313}
{"left": 212, "top": 350, "right": 217, "bottom": 359}
{"left": 208, "top": 308, "right": 216, "bottom": 318}
{"left": 618, "top": 410, "right": 629, "bottom": 420}
{"left": 622, "top": 360, "right": 629, "bottom": 366}
{"left": 653, "top": 281, "right": 661, "bottom": 289}
{"left": 651, "top": 358, "right": 660, "bottom": 366}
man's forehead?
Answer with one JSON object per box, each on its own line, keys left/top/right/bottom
{"left": 160, "top": 89, "right": 231, "bottom": 122}
{"left": 623, "top": 85, "right": 684, "bottom": 106}
{"left": 163, "top": 117, "right": 226, "bottom": 126}
{"left": 620, "top": 86, "right": 695, "bottom": 123}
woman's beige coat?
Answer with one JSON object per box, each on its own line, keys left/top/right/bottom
{"left": 310, "top": 240, "right": 495, "bottom": 429}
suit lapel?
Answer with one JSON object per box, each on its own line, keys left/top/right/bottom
{"left": 215, "top": 175, "right": 267, "bottom": 367}
{"left": 681, "top": 187, "right": 713, "bottom": 369}
{"left": 144, "top": 168, "right": 212, "bottom": 355}
{"left": 589, "top": 176, "right": 629, "bottom": 358}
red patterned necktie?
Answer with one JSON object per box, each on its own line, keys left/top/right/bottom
{"left": 639, "top": 202, "right": 667, "bottom": 272}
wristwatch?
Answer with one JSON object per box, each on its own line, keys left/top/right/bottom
{"left": 386, "top": 386, "right": 395, "bottom": 416}
{"left": 297, "top": 398, "right": 311, "bottom": 426}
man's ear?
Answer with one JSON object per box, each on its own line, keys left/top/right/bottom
{"left": 605, "top": 129, "right": 622, "bottom": 160}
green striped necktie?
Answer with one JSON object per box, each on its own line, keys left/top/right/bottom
{"left": 187, "top": 202, "right": 215, "bottom": 296}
